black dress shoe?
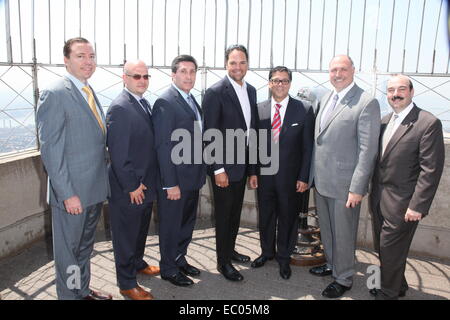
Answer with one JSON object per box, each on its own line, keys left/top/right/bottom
{"left": 251, "top": 256, "right": 272, "bottom": 268}
{"left": 217, "top": 263, "right": 244, "bottom": 282}
{"left": 369, "top": 288, "right": 407, "bottom": 298}
{"left": 322, "top": 281, "right": 352, "bottom": 298}
{"left": 309, "top": 264, "right": 332, "bottom": 277}
{"left": 179, "top": 264, "right": 201, "bottom": 277}
{"left": 279, "top": 263, "right": 291, "bottom": 280}
{"left": 83, "top": 289, "right": 113, "bottom": 300}
{"left": 231, "top": 251, "right": 250, "bottom": 263}
{"left": 161, "top": 272, "right": 194, "bottom": 286}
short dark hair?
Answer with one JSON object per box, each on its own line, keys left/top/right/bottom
{"left": 269, "top": 66, "right": 292, "bottom": 81}
{"left": 63, "top": 37, "right": 90, "bottom": 58}
{"left": 225, "top": 44, "right": 249, "bottom": 64}
{"left": 171, "top": 55, "right": 198, "bottom": 73}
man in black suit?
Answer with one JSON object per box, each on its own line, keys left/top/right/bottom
{"left": 202, "top": 45, "right": 258, "bottom": 282}
{"left": 252, "top": 66, "right": 314, "bottom": 279}
{"left": 106, "top": 60, "right": 160, "bottom": 300}
{"left": 153, "top": 55, "right": 206, "bottom": 287}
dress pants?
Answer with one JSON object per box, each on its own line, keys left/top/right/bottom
{"left": 371, "top": 201, "right": 417, "bottom": 299}
{"left": 257, "top": 177, "right": 299, "bottom": 264}
{"left": 157, "top": 189, "right": 199, "bottom": 277}
{"left": 109, "top": 199, "right": 152, "bottom": 290}
{"left": 315, "top": 190, "right": 360, "bottom": 287}
{"left": 212, "top": 176, "right": 247, "bottom": 266}
{"left": 51, "top": 203, "right": 102, "bottom": 300}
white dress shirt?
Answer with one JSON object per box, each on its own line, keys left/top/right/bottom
{"left": 390, "top": 102, "right": 414, "bottom": 135}
{"left": 214, "top": 76, "right": 252, "bottom": 176}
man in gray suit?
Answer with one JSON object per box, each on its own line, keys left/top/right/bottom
{"left": 309, "top": 55, "right": 380, "bottom": 298}
{"left": 369, "top": 75, "right": 445, "bottom": 300}
{"left": 37, "top": 37, "right": 111, "bottom": 300}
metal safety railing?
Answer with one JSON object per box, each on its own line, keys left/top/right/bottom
{"left": 0, "top": 0, "right": 449, "bottom": 156}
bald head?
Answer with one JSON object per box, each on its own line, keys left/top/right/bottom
{"left": 123, "top": 60, "right": 150, "bottom": 97}
{"left": 329, "top": 55, "right": 355, "bottom": 92}
{"left": 386, "top": 75, "right": 414, "bottom": 113}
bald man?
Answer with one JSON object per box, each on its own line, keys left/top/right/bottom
{"left": 309, "top": 55, "right": 381, "bottom": 298}
{"left": 106, "top": 60, "right": 159, "bottom": 300}
{"left": 368, "top": 75, "right": 444, "bottom": 300}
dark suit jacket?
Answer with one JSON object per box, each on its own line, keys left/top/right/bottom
{"left": 202, "top": 76, "right": 258, "bottom": 181}
{"left": 370, "top": 104, "right": 445, "bottom": 221}
{"left": 152, "top": 85, "right": 206, "bottom": 191}
{"left": 106, "top": 90, "right": 159, "bottom": 204}
{"left": 257, "top": 97, "right": 315, "bottom": 190}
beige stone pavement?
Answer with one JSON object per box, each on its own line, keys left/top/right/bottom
{"left": 0, "top": 223, "right": 449, "bottom": 300}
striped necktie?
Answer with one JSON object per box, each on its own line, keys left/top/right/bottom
{"left": 272, "top": 103, "right": 282, "bottom": 143}
{"left": 82, "top": 86, "right": 105, "bottom": 134}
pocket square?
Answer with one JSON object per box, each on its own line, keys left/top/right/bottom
{"left": 291, "top": 123, "right": 299, "bottom": 127}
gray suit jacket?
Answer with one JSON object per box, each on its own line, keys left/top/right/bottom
{"left": 310, "top": 84, "right": 381, "bottom": 200}
{"left": 37, "top": 76, "right": 110, "bottom": 210}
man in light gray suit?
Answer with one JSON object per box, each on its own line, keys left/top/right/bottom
{"left": 37, "top": 37, "right": 111, "bottom": 300}
{"left": 309, "top": 55, "right": 380, "bottom": 298}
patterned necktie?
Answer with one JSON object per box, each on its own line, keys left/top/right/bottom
{"left": 186, "top": 95, "right": 198, "bottom": 121}
{"left": 382, "top": 114, "right": 399, "bottom": 155}
{"left": 272, "top": 103, "right": 282, "bottom": 143}
{"left": 320, "top": 94, "right": 339, "bottom": 131}
{"left": 139, "top": 98, "right": 152, "bottom": 118}
{"left": 82, "top": 86, "right": 105, "bottom": 134}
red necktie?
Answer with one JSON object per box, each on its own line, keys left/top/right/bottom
{"left": 272, "top": 103, "right": 282, "bottom": 143}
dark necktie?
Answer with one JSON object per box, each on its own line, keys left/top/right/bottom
{"left": 139, "top": 98, "right": 152, "bottom": 118}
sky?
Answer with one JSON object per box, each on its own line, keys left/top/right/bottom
{"left": 0, "top": 0, "right": 449, "bottom": 135}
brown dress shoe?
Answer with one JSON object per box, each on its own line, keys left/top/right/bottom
{"left": 120, "top": 287, "right": 154, "bottom": 300}
{"left": 138, "top": 265, "right": 160, "bottom": 276}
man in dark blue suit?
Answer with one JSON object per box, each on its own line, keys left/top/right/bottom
{"left": 106, "top": 60, "right": 160, "bottom": 300}
{"left": 153, "top": 55, "right": 206, "bottom": 287}
{"left": 251, "top": 66, "right": 314, "bottom": 280}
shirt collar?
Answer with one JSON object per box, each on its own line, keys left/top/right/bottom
{"left": 124, "top": 87, "right": 144, "bottom": 102}
{"left": 227, "top": 74, "right": 247, "bottom": 90}
{"left": 271, "top": 95, "right": 289, "bottom": 109}
{"left": 65, "top": 72, "right": 89, "bottom": 91}
{"left": 393, "top": 102, "right": 414, "bottom": 119}
{"left": 334, "top": 82, "right": 355, "bottom": 100}
{"left": 172, "top": 83, "right": 191, "bottom": 100}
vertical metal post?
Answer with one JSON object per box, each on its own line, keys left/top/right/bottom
{"left": 359, "top": 0, "right": 367, "bottom": 71}
{"left": 387, "top": 0, "right": 396, "bottom": 72}
{"left": 401, "top": 0, "right": 411, "bottom": 73}
{"left": 48, "top": 0, "right": 51, "bottom": 64}
{"left": 18, "top": 0, "right": 23, "bottom": 63}
{"left": 270, "top": 0, "right": 274, "bottom": 68}
{"left": 5, "top": 0, "right": 13, "bottom": 63}
{"left": 32, "top": 38, "right": 40, "bottom": 150}
{"left": 416, "top": 0, "right": 426, "bottom": 73}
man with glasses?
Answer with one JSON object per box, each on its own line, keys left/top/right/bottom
{"left": 153, "top": 55, "right": 206, "bottom": 287}
{"left": 106, "top": 60, "right": 159, "bottom": 300}
{"left": 251, "top": 66, "right": 314, "bottom": 279}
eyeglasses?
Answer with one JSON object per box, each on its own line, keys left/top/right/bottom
{"left": 270, "top": 79, "right": 290, "bottom": 85}
{"left": 126, "top": 74, "right": 150, "bottom": 80}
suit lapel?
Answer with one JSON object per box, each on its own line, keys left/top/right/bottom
{"left": 170, "top": 86, "right": 197, "bottom": 121}
{"left": 320, "top": 85, "right": 358, "bottom": 134}
{"left": 124, "top": 90, "right": 152, "bottom": 127}
{"left": 280, "top": 97, "right": 296, "bottom": 137}
{"left": 381, "top": 105, "right": 419, "bottom": 161}
{"left": 64, "top": 77, "right": 105, "bottom": 136}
